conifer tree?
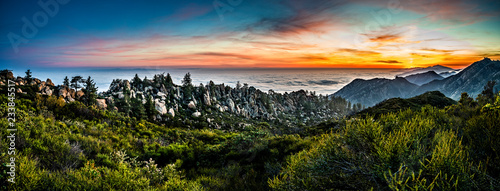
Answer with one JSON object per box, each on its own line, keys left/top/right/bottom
{"left": 83, "top": 76, "right": 98, "bottom": 106}
{"left": 182, "top": 73, "right": 193, "bottom": 100}
{"left": 71, "top": 76, "right": 84, "bottom": 90}
{"left": 63, "top": 76, "right": 70, "bottom": 87}
{"left": 132, "top": 74, "right": 142, "bottom": 90}
{"left": 145, "top": 95, "right": 157, "bottom": 121}
{"left": 25, "top": 69, "right": 32, "bottom": 84}
{"left": 166, "top": 73, "right": 173, "bottom": 88}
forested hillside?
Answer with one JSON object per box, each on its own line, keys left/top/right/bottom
{"left": 1, "top": 70, "right": 500, "bottom": 190}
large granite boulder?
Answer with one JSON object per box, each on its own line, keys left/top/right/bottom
{"left": 96, "top": 99, "right": 107, "bottom": 109}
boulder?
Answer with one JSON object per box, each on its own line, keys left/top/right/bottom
{"left": 188, "top": 101, "right": 196, "bottom": 109}
{"left": 124, "top": 80, "right": 131, "bottom": 91}
{"left": 38, "top": 82, "right": 46, "bottom": 91}
{"left": 168, "top": 108, "right": 175, "bottom": 117}
{"left": 192, "top": 111, "right": 201, "bottom": 118}
{"left": 106, "top": 97, "right": 114, "bottom": 105}
{"left": 227, "top": 98, "right": 235, "bottom": 113}
{"left": 203, "top": 91, "right": 211, "bottom": 106}
{"left": 117, "top": 92, "right": 124, "bottom": 99}
{"left": 41, "top": 86, "right": 53, "bottom": 96}
{"left": 96, "top": 99, "right": 107, "bottom": 109}
{"left": 155, "top": 100, "right": 167, "bottom": 115}
{"left": 76, "top": 90, "right": 85, "bottom": 99}
{"left": 46, "top": 78, "right": 55, "bottom": 86}
{"left": 130, "top": 89, "right": 136, "bottom": 99}
{"left": 157, "top": 92, "right": 166, "bottom": 100}
{"left": 69, "top": 89, "right": 76, "bottom": 98}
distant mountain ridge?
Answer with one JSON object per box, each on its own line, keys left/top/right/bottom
{"left": 333, "top": 77, "right": 418, "bottom": 107}
{"left": 397, "top": 65, "right": 454, "bottom": 77}
{"left": 403, "top": 71, "right": 444, "bottom": 86}
{"left": 333, "top": 58, "right": 500, "bottom": 106}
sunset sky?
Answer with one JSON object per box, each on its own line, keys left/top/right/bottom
{"left": 1, "top": 0, "right": 500, "bottom": 70}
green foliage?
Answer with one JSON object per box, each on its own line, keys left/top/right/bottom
{"left": 83, "top": 76, "right": 98, "bottom": 106}
{"left": 3, "top": 79, "right": 500, "bottom": 190}
{"left": 70, "top": 76, "right": 84, "bottom": 90}
{"left": 356, "top": 91, "right": 457, "bottom": 119}
{"left": 270, "top": 97, "right": 500, "bottom": 190}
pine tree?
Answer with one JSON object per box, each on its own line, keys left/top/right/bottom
{"left": 83, "top": 76, "right": 98, "bottom": 106}
{"left": 166, "top": 73, "right": 173, "bottom": 88}
{"left": 63, "top": 76, "right": 70, "bottom": 87}
{"left": 118, "top": 84, "right": 132, "bottom": 116}
{"left": 145, "top": 95, "right": 157, "bottom": 121}
{"left": 71, "top": 76, "right": 84, "bottom": 90}
{"left": 478, "top": 80, "right": 497, "bottom": 105}
{"left": 131, "top": 98, "right": 146, "bottom": 120}
{"left": 182, "top": 73, "right": 193, "bottom": 100}
{"left": 25, "top": 69, "right": 32, "bottom": 84}
{"left": 132, "top": 74, "right": 142, "bottom": 90}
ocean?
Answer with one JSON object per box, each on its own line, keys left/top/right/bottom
{"left": 12, "top": 68, "right": 405, "bottom": 95}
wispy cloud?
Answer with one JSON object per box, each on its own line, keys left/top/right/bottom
{"left": 376, "top": 60, "right": 402, "bottom": 64}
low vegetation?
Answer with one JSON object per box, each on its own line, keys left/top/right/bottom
{"left": 1, "top": 72, "right": 499, "bottom": 190}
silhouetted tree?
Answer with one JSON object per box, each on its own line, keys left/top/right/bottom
{"left": 71, "top": 76, "right": 84, "bottom": 90}
{"left": 25, "top": 69, "right": 32, "bottom": 84}
{"left": 63, "top": 76, "right": 70, "bottom": 87}
{"left": 165, "top": 73, "right": 173, "bottom": 88}
{"left": 132, "top": 74, "right": 142, "bottom": 90}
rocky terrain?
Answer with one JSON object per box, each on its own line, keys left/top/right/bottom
{"left": 0, "top": 70, "right": 354, "bottom": 128}
{"left": 100, "top": 74, "right": 353, "bottom": 127}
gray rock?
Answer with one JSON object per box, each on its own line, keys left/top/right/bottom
{"left": 188, "top": 101, "right": 196, "bottom": 109}
{"left": 155, "top": 99, "right": 167, "bottom": 115}
{"left": 41, "top": 86, "right": 53, "bottom": 96}
{"left": 203, "top": 91, "right": 211, "bottom": 106}
{"left": 192, "top": 111, "right": 201, "bottom": 118}
{"left": 96, "top": 99, "right": 107, "bottom": 109}
{"left": 227, "top": 98, "right": 235, "bottom": 113}
{"left": 46, "top": 78, "right": 55, "bottom": 86}
{"left": 168, "top": 108, "right": 175, "bottom": 117}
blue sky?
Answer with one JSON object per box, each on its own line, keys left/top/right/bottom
{"left": 1, "top": 0, "right": 500, "bottom": 71}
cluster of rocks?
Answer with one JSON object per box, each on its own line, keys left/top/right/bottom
{"left": 0, "top": 70, "right": 91, "bottom": 105}
{"left": 1, "top": 70, "right": 352, "bottom": 126}
{"left": 100, "top": 76, "right": 350, "bottom": 124}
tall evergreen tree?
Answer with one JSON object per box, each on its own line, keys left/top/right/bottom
{"left": 25, "top": 69, "right": 32, "bottom": 84}
{"left": 166, "top": 73, "right": 173, "bottom": 87}
{"left": 182, "top": 73, "right": 193, "bottom": 100}
{"left": 131, "top": 98, "right": 146, "bottom": 120}
{"left": 145, "top": 95, "right": 157, "bottom": 121}
{"left": 63, "top": 76, "right": 70, "bottom": 87}
{"left": 83, "top": 76, "right": 98, "bottom": 106}
{"left": 118, "top": 84, "right": 132, "bottom": 116}
{"left": 71, "top": 76, "right": 84, "bottom": 90}
{"left": 132, "top": 74, "right": 142, "bottom": 90}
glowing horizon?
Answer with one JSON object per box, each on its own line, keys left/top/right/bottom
{"left": 1, "top": 0, "right": 499, "bottom": 70}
